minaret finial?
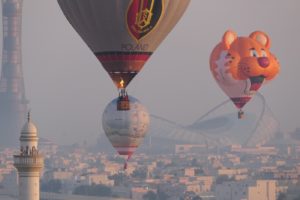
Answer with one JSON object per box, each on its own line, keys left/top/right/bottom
{"left": 27, "top": 110, "right": 30, "bottom": 122}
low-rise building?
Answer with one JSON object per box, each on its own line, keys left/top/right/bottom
{"left": 215, "top": 179, "right": 277, "bottom": 200}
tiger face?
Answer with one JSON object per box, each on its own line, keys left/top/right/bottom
{"left": 210, "top": 30, "right": 280, "bottom": 96}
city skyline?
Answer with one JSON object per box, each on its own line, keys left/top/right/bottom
{"left": 0, "top": 1, "right": 299, "bottom": 145}
{"left": 1, "top": 1, "right": 300, "bottom": 200}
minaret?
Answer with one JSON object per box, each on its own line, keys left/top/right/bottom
{"left": 14, "top": 113, "right": 43, "bottom": 200}
{"left": 0, "top": 0, "right": 28, "bottom": 147}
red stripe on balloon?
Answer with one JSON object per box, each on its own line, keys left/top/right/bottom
{"left": 96, "top": 54, "right": 151, "bottom": 62}
{"left": 231, "top": 97, "right": 251, "bottom": 109}
{"left": 114, "top": 146, "right": 138, "bottom": 156}
{"left": 250, "top": 83, "right": 263, "bottom": 91}
{"left": 118, "top": 151, "right": 134, "bottom": 156}
{"left": 113, "top": 146, "right": 138, "bottom": 148}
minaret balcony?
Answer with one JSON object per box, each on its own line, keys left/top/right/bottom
{"left": 13, "top": 155, "right": 44, "bottom": 169}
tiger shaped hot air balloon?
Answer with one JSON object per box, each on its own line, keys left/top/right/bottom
{"left": 210, "top": 30, "right": 280, "bottom": 119}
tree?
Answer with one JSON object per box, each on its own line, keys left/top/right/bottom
{"left": 41, "top": 179, "right": 62, "bottom": 193}
{"left": 216, "top": 175, "right": 233, "bottom": 184}
{"left": 108, "top": 155, "right": 124, "bottom": 163}
{"left": 183, "top": 191, "right": 202, "bottom": 200}
{"left": 156, "top": 161, "right": 165, "bottom": 168}
{"left": 195, "top": 168, "right": 204, "bottom": 175}
{"left": 192, "top": 196, "right": 203, "bottom": 200}
{"left": 277, "top": 193, "right": 287, "bottom": 200}
{"left": 191, "top": 158, "right": 198, "bottom": 166}
{"left": 143, "top": 191, "right": 157, "bottom": 200}
{"left": 109, "top": 173, "right": 129, "bottom": 186}
{"left": 132, "top": 168, "right": 147, "bottom": 179}
{"left": 157, "top": 188, "right": 170, "bottom": 200}
{"left": 293, "top": 195, "right": 300, "bottom": 200}
{"left": 73, "top": 184, "right": 112, "bottom": 197}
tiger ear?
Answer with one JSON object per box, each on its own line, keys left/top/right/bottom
{"left": 222, "top": 30, "right": 237, "bottom": 49}
{"left": 249, "top": 31, "right": 271, "bottom": 49}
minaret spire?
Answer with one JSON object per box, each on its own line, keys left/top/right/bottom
{"left": 14, "top": 114, "right": 44, "bottom": 200}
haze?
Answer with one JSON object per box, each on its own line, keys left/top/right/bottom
{"left": 1, "top": 0, "right": 298, "bottom": 144}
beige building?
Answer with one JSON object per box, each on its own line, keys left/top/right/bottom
{"left": 230, "top": 145, "right": 277, "bottom": 155}
{"left": 81, "top": 173, "right": 114, "bottom": 186}
{"left": 185, "top": 183, "right": 201, "bottom": 194}
{"left": 43, "top": 169, "right": 73, "bottom": 182}
{"left": 218, "top": 168, "right": 248, "bottom": 180}
{"left": 248, "top": 180, "right": 276, "bottom": 200}
{"left": 184, "top": 167, "right": 196, "bottom": 176}
{"left": 131, "top": 187, "right": 154, "bottom": 200}
{"left": 196, "top": 176, "right": 214, "bottom": 193}
{"left": 175, "top": 144, "right": 206, "bottom": 154}
{"left": 215, "top": 179, "right": 277, "bottom": 200}
{"left": 218, "top": 168, "right": 248, "bottom": 176}
{"left": 103, "top": 163, "right": 122, "bottom": 175}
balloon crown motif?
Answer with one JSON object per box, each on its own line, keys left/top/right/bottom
{"left": 127, "top": 0, "right": 164, "bottom": 41}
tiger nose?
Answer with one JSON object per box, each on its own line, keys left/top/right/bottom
{"left": 258, "top": 57, "right": 270, "bottom": 68}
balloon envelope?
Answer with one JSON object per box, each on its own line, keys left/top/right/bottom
{"left": 102, "top": 96, "right": 150, "bottom": 156}
{"left": 210, "top": 30, "right": 280, "bottom": 113}
{"left": 58, "top": 0, "right": 191, "bottom": 88}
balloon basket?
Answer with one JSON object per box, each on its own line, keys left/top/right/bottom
{"left": 117, "top": 97, "right": 130, "bottom": 111}
{"left": 123, "top": 154, "right": 132, "bottom": 170}
{"left": 238, "top": 110, "right": 244, "bottom": 119}
{"left": 117, "top": 89, "right": 130, "bottom": 111}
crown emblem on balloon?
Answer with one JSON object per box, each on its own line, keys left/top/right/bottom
{"left": 127, "top": 0, "right": 164, "bottom": 41}
{"left": 135, "top": 0, "right": 155, "bottom": 29}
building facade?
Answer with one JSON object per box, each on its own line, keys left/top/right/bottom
{"left": 215, "top": 180, "right": 277, "bottom": 200}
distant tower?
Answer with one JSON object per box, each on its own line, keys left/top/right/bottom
{"left": 14, "top": 113, "right": 43, "bottom": 200}
{"left": 0, "top": 0, "right": 28, "bottom": 147}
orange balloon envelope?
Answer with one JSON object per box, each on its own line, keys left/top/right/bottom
{"left": 57, "top": 0, "right": 191, "bottom": 89}
{"left": 210, "top": 30, "right": 280, "bottom": 118}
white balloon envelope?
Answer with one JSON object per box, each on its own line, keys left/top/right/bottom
{"left": 102, "top": 96, "right": 150, "bottom": 169}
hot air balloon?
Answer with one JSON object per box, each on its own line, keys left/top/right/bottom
{"left": 102, "top": 96, "right": 150, "bottom": 169}
{"left": 57, "top": 0, "right": 191, "bottom": 110}
{"left": 210, "top": 30, "right": 280, "bottom": 119}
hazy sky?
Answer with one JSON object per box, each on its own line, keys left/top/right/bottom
{"left": 2, "top": 0, "right": 299, "bottom": 144}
